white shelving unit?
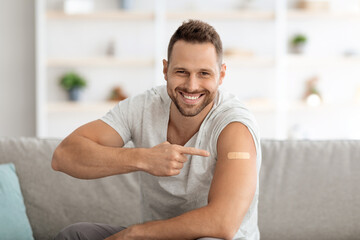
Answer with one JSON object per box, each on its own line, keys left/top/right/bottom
{"left": 47, "top": 101, "right": 118, "bottom": 113}
{"left": 36, "top": 0, "right": 161, "bottom": 138}
{"left": 166, "top": 10, "right": 275, "bottom": 20}
{"left": 47, "top": 57, "right": 154, "bottom": 67}
{"left": 287, "top": 9, "right": 360, "bottom": 20}
{"left": 46, "top": 10, "right": 155, "bottom": 20}
{"left": 36, "top": 0, "right": 360, "bottom": 139}
{"left": 287, "top": 54, "right": 360, "bottom": 68}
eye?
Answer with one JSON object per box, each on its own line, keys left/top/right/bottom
{"left": 176, "top": 70, "right": 186, "bottom": 74}
{"left": 201, "top": 72, "right": 210, "bottom": 76}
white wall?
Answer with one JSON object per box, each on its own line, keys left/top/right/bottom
{"left": 0, "top": 0, "right": 36, "bottom": 137}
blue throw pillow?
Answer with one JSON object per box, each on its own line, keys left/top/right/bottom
{"left": 0, "top": 163, "right": 34, "bottom": 240}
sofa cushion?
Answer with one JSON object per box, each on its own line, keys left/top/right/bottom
{"left": 259, "top": 140, "right": 360, "bottom": 240}
{"left": 0, "top": 163, "right": 34, "bottom": 240}
{"left": 0, "top": 137, "right": 141, "bottom": 240}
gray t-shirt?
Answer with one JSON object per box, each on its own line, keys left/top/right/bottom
{"left": 101, "top": 85, "right": 261, "bottom": 240}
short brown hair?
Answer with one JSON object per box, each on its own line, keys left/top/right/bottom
{"left": 167, "top": 19, "right": 223, "bottom": 66}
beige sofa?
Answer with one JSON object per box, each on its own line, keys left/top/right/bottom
{"left": 0, "top": 137, "right": 359, "bottom": 240}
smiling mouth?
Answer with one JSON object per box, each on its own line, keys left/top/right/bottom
{"left": 183, "top": 94, "right": 200, "bottom": 100}
{"left": 179, "top": 91, "right": 204, "bottom": 97}
{"left": 179, "top": 91, "right": 204, "bottom": 101}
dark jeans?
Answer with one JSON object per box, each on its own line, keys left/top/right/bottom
{"left": 54, "top": 222, "right": 222, "bottom": 240}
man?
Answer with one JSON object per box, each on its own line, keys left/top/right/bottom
{"left": 52, "top": 19, "right": 261, "bottom": 240}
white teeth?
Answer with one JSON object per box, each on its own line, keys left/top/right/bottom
{"left": 183, "top": 94, "right": 200, "bottom": 100}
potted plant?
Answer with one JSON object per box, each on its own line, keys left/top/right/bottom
{"left": 59, "top": 72, "right": 87, "bottom": 101}
{"left": 291, "top": 34, "right": 307, "bottom": 54}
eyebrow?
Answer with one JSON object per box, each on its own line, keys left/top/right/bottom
{"left": 173, "top": 67, "right": 186, "bottom": 71}
{"left": 173, "top": 67, "right": 215, "bottom": 74}
{"left": 199, "top": 68, "right": 214, "bottom": 73}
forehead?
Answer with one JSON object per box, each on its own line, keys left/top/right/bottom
{"left": 169, "top": 40, "right": 218, "bottom": 70}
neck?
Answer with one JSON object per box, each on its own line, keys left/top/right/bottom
{"left": 167, "top": 101, "right": 214, "bottom": 145}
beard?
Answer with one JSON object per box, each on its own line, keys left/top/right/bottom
{"left": 168, "top": 87, "right": 217, "bottom": 117}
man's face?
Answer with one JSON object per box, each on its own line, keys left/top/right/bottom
{"left": 163, "top": 40, "right": 226, "bottom": 117}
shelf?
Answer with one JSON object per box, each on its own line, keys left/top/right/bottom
{"left": 287, "top": 54, "right": 360, "bottom": 68}
{"left": 245, "top": 99, "right": 277, "bottom": 112}
{"left": 47, "top": 56, "right": 276, "bottom": 68}
{"left": 47, "top": 9, "right": 275, "bottom": 21}
{"left": 167, "top": 10, "right": 275, "bottom": 20}
{"left": 245, "top": 100, "right": 360, "bottom": 113}
{"left": 47, "top": 100, "right": 360, "bottom": 114}
{"left": 47, "top": 55, "right": 360, "bottom": 68}
{"left": 47, "top": 101, "right": 119, "bottom": 113}
{"left": 47, "top": 100, "right": 278, "bottom": 114}
{"left": 288, "top": 9, "right": 360, "bottom": 20}
{"left": 47, "top": 57, "right": 154, "bottom": 68}
{"left": 46, "top": 10, "right": 154, "bottom": 20}
{"left": 288, "top": 101, "right": 360, "bottom": 112}
{"left": 224, "top": 55, "right": 275, "bottom": 67}
{"left": 47, "top": 9, "right": 360, "bottom": 21}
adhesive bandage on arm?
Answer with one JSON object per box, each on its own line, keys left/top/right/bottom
{"left": 227, "top": 152, "right": 251, "bottom": 160}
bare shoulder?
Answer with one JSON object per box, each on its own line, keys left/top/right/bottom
{"left": 217, "top": 122, "right": 256, "bottom": 157}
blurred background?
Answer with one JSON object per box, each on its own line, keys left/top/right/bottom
{"left": 1, "top": 0, "right": 360, "bottom": 139}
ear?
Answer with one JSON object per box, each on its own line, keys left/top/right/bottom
{"left": 163, "top": 59, "right": 168, "bottom": 81}
{"left": 219, "top": 63, "right": 226, "bottom": 85}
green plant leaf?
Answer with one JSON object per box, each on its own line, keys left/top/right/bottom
{"left": 59, "top": 72, "right": 87, "bottom": 90}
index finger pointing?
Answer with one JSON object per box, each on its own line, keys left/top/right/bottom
{"left": 179, "top": 146, "right": 210, "bottom": 157}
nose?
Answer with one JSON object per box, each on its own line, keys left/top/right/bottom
{"left": 185, "top": 73, "right": 199, "bottom": 92}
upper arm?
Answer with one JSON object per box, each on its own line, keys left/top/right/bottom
{"left": 70, "top": 119, "right": 125, "bottom": 147}
{"left": 207, "top": 122, "right": 257, "bottom": 231}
